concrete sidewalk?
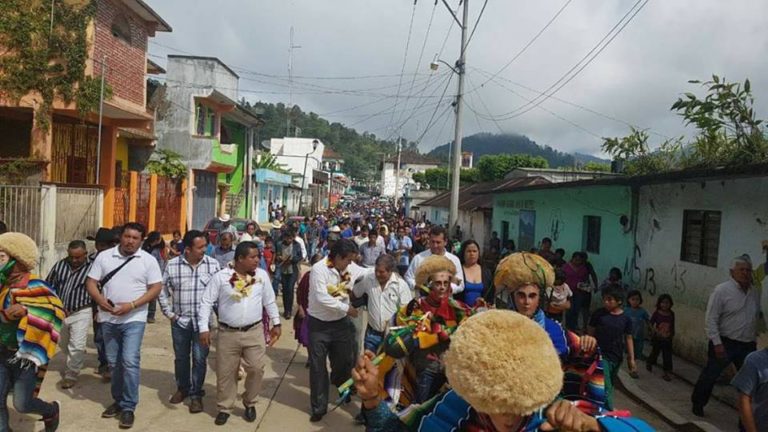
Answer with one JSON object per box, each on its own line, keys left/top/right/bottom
{"left": 9, "top": 314, "right": 361, "bottom": 432}
{"left": 617, "top": 351, "right": 741, "bottom": 432}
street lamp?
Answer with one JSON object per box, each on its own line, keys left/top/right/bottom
{"left": 298, "top": 139, "right": 319, "bottom": 216}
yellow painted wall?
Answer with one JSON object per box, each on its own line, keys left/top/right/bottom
{"left": 116, "top": 138, "right": 129, "bottom": 171}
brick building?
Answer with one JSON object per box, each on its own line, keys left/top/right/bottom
{"left": 0, "top": 0, "right": 171, "bottom": 227}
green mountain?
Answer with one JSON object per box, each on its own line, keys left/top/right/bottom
{"left": 242, "top": 101, "right": 419, "bottom": 181}
{"left": 427, "top": 133, "right": 608, "bottom": 168}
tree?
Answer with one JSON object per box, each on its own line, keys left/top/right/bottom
{"left": 602, "top": 128, "right": 682, "bottom": 176}
{"left": 146, "top": 149, "right": 187, "bottom": 179}
{"left": 413, "top": 167, "right": 479, "bottom": 190}
{"left": 475, "top": 154, "right": 548, "bottom": 182}
{"left": 605, "top": 75, "right": 767, "bottom": 175}
{"left": 581, "top": 161, "right": 611, "bottom": 172}
{"left": 253, "top": 152, "right": 290, "bottom": 174}
{"left": 671, "top": 75, "right": 767, "bottom": 167}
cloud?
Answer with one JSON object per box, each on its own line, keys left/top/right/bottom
{"left": 148, "top": 0, "right": 768, "bottom": 157}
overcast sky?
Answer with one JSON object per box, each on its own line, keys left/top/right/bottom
{"left": 147, "top": 0, "right": 768, "bottom": 157}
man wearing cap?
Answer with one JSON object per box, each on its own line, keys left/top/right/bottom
{"left": 86, "top": 222, "right": 163, "bottom": 429}
{"left": 692, "top": 254, "right": 762, "bottom": 417}
{"left": 45, "top": 240, "right": 93, "bottom": 389}
{"left": 88, "top": 227, "right": 120, "bottom": 379}
{"left": 218, "top": 214, "right": 238, "bottom": 244}
{"left": 0, "top": 232, "right": 63, "bottom": 432}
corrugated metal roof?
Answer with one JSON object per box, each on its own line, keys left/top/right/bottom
{"left": 419, "top": 176, "right": 551, "bottom": 210}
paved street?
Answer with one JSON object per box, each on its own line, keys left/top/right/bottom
{"left": 6, "top": 302, "right": 682, "bottom": 432}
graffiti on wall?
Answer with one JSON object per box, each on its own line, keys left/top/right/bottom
{"left": 628, "top": 243, "right": 708, "bottom": 310}
{"left": 549, "top": 209, "right": 564, "bottom": 241}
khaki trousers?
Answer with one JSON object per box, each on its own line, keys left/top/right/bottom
{"left": 216, "top": 324, "right": 266, "bottom": 412}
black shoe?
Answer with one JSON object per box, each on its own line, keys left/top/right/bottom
{"left": 214, "top": 412, "right": 230, "bottom": 426}
{"left": 43, "top": 400, "right": 60, "bottom": 432}
{"left": 118, "top": 411, "right": 134, "bottom": 429}
{"left": 309, "top": 413, "right": 325, "bottom": 422}
{"left": 101, "top": 403, "right": 121, "bottom": 418}
{"left": 244, "top": 405, "right": 257, "bottom": 423}
{"left": 692, "top": 405, "right": 704, "bottom": 417}
{"left": 283, "top": 313, "right": 292, "bottom": 320}
{"left": 354, "top": 411, "right": 366, "bottom": 425}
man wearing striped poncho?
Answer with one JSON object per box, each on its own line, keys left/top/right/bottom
{"left": 0, "top": 232, "right": 64, "bottom": 432}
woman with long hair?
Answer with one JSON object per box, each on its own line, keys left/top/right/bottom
{"left": 456, "top": 239, "right": 494, "bottom": 307}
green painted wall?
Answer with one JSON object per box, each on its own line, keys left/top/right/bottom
{"left": 217, "top": 120, "right": 247, "bottom": 217}
{"left": 492, "top": 185, "right": 634, "bottom": 284}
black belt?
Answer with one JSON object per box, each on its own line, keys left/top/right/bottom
{"left": 366, "top": 325, "right": 385, "bottom": 336}
{"left": 220, "top": 320, "right": 262, "bottom": 332}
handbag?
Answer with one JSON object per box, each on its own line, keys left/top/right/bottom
{"left": 99, "top": 256, "right": 138, "bottom": 289}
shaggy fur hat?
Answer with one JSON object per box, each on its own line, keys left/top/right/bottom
{"left": 415, "top": 254, "right": 456, "bottom": 287}
{"left": 445, "top": 309, "right": 562, "bottom": 415}
{"left": 493, "top": 252, "right": 555, "bottom": 292}
{"left": 0, "top": 232, "right": 39, "bottom": 271}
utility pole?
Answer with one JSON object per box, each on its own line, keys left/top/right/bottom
{"left": 448, "top": 0, "right": 469, "bottom": 236}
{"left": 393, "top": 138, "right": 402, "bottom": 208}
{"left": 287, "top": 26, "right": 301, "bottom": 137}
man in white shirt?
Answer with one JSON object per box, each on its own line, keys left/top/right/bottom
{"left": 692, "top": 255, "right": 760, "bottom": 417}
{"left": 86, "top": 222, "right": 163, "bottom": 429}
{"left": 293, "top": 227, "right": 308, "bottom": 261}
{"left": 353, "top": 254, "right": 412, "bottom": 352}
{"left": 404, "top": 225, "right": 463, "bottom": 295}
{"left": 307, "top": 239, "right": 369, "bottom": 422}
{"left": 198, "top": 242, "right": 281, "bottom": 426}
{"left": 353, "top": 226, "right": 370, "bottom": 248}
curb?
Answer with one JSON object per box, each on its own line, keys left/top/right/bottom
{"left": 616, "top": 369, "right": 721, "bottom": 432}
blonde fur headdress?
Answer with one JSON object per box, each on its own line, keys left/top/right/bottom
{"left": 445, "top": 309, "right": 562, "bottom": 415}
{"left": 414, "top": 254, "right": 456, "bottom": 288}
{"left": 493, "top": 252, "right": 554, "bottom": 291}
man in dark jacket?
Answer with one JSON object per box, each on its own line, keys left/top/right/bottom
{"left": 276, "top": 230, "right": 303, "bottom": 319}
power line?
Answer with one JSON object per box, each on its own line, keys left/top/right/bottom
{"left": 484, "top": 0, "right": 650, "bottom": 121}
{"left": 470, "top": 66, "right": 671, "bottom": 139}
{"left": 465, "top": 75, "right": 505, "bottom": 134}
{"left": 150, "top": 40, "right": 429, "bottom": 82}
{"left": 468, "top": 0, "right": 573, "bottom": 93}
{"left": 394, "top": 1, "right": 439, "bottom": 132}
{"left": 463, "top": 0, "right": 489, "bottom": 52}
{"left": 384, "top": 1, "right": 419, "bottom": 141}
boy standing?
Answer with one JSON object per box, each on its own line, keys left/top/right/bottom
{"left": 731, "top": 348, "right": 768, "bottom": 432}
{"left": 588, "top": 287, "right": 636, "bottom": 410}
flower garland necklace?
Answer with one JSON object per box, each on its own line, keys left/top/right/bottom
{"left": 325, "top": 258, "right": 352, "bottom": 298}
{"left": 228, "top": 270, "right": 258, "bottom": 302}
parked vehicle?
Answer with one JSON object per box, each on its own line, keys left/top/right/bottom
{"left": 203, "top": 217, "right": 256, "bottom": 245}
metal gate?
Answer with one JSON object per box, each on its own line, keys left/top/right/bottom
{"left": 192, "top": 170, "right": 217, "bottom": 230}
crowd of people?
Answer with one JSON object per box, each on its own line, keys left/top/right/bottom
{"left": 0, "top": 199, "right": 765, "bottom": 431}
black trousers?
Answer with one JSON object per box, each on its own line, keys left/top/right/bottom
{"left": 308, "top": 315, "right": 356, "bottom": 416}
{"left": 691, "top": 337, "right": 756, "bottom": 408}
{"left": 647, "top": 338, "right": 673, "bottom": 372}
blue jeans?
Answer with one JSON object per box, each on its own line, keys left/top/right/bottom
{"left": 272, "top": 271, "right": 281, "bottom": 296}
{"left": 171, "top": 321, "right": 209, "bottom": 398}
{"left": 103, "top": 321, "right": 146, "bottom": 412}
{"left": 414, "top": 364, "right": 446, "bottom": 404}
{"left": 93, "top": 320, "right": 108, "bottom": 368}
{"left": 364, "top": 327, "right": 384, "bottom": 353}
{"left": 0, "top": 355, "right": 57, "bottom": 432}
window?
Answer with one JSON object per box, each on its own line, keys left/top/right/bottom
{"left": 194, "top": 103, "right": 217, "bottom": 137}
{"left": 111, "top": 14, "right": 132, "bottom": 44}
{"left": 583, "top": 215, "right": 602, "bottom": 254}
{"left": 681, "top": 210, "right": 721, "bottom": 267}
